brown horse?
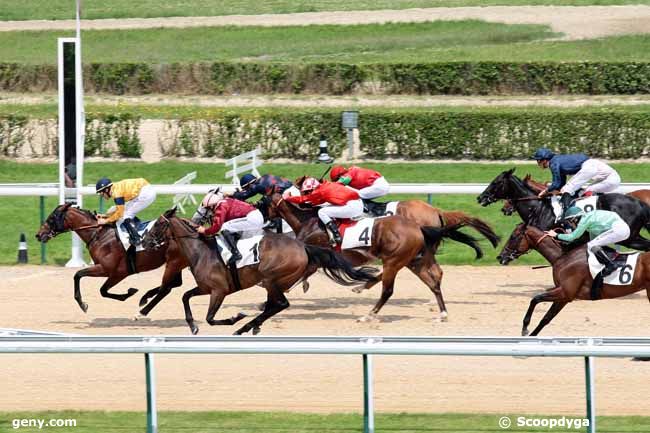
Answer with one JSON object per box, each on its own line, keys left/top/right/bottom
{"left": 35, "top": 203, "right": 188, "bottom": 316}
{"left": 501, "top": 174, "right": 650, "bottom": 216}
{"left": 498, "top": 223, "right": 650, "bottom": 336}
{"left": 264, "top": 192, "right": 492, "bottom": 322}
{"left": 142, "top": 208, "right": 378, "bottom": 335}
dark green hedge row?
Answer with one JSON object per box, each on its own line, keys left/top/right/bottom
{"left": 3, "top": 62, "right": 650, "bottom": 94}
{"left": 359, "top": 111, "right": 650, "bottom": 159}
{"left": 3, "top": 110, "right": 649, "bottom": 160}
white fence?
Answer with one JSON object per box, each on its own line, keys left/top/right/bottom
{"left": 2, "top": 335, "right": 650, "bottom": 433}
{"left": 1, "top": 182, "right": 649, "bottom": 197}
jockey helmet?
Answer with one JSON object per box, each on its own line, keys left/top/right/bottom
{"left": 240, "top": 173, "right": 257, "bottom": 188}
{"left": 532, "top": 148, "right": 555, "bottom": 161}
{"left": 201, "top": 188, "right": 224, "bottom": 208}
{"left": 330, "top": 166, "right": 347, "bottom": 182}
{"left": 95, "top": 177, "right": 112, "bottom": 193}
{"left": 562, "top": 206, "right": 585, "bottom": 220}
{"left": 301, "top": 177, "right": 320, "bottom": 193}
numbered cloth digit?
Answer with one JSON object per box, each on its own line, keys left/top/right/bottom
{"left": 583, "top": 204, "right": 594, "bottom": 212}
{"left": 250, "top": 242, "right": 260, "bottom": 262}
{"left": 358, "top": 227, "right": 370, "bottom": 245}
{"left": 385, "top": 211, "right": 394, "bottom": 216}
{"left": 619, "top": 264, "right": 633, "bottom": 284}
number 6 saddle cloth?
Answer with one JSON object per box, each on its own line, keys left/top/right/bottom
{"left": 587, "top": 247, "right": 640, "bottom": 286}
{"left": 216, "top": 234, "right": 264, "bottom": 268}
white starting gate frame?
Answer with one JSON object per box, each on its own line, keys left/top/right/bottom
{"left": 225, "top": 149, "right": 263, "bottom": 186}
{"left": 171, "top": 171, "right": 198, "bottom": 214}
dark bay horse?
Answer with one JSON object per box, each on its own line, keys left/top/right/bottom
{"left": 500, "top": 174, "right": 650, "bottom": 216}
{"left": 498, "top": 223, "right": 650, "bottom": 336}
{"left": 142, "top": 208, "right": 378, "bottom": 335}
{"left": 264, "top": 192, "right": 491, "bottom": 322}
{"left": 477, "top": 168, "right": 650, "bottom": 250}
{"left": 35, "top": 203, "right": 188, "bottom": 315}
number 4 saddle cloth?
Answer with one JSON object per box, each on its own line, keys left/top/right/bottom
{"left": 587, "top": 247, "right": 639, "bottom": 286}
{"left": 335, "top": 218, "right": 376, "bottom": 251}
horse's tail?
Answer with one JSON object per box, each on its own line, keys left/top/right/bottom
{"left": 421, "top": 224, "right": 483, "bottom": 259}
{"left": 304, "top": 245, "right": 378, "bottom": 286}
{"left": 441, "top": 211, "right": 501, "bottom": 248}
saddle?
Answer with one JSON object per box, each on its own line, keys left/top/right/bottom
{"left": 363, "top": 199, "right": 388, "bottom": 217}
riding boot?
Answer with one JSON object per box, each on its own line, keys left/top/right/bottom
{"left": 222, "top": 230, "right": 242, "bottom": 265}
{"left": 559, "top": 192, "right": 574, "bottom": 217}
{"left": 122, "top": 218, "right": 141, "bottom": 246}
{"left": 325, "top": 221, "right": 342, "bottom": 245}
{"left": 593, "top": 246, "right": 617, "bottom": 277}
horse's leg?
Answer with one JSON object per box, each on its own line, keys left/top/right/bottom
{"left": 522, "top": 287, "right": 565, "bottom": 336}
{"left": 99, "top": 275, "right": 137, "bottom": 301}
{"left": 358, "top": 263, "right": 399, "bottom": 322}
{"left": 206, "top": 290, "right": 247, "bottom": 326}
{"left": 137, "top": 271, "right": 183, "bottom": 318}
{"left": 529, "top": 301, "right": 568, "bottom": 336}
{"left": 352, "top": 272, "right": 382, "bottom": 294}
{"left": 73, "top": 264, "right": 108, "bottom": 313}
{"left": 182, "top": 286, "right": 204, "bottom": 335}
{"left": 234, "top": 288, "right": 290, "bottom": 335}
{"left": 138, "top": 286, "right": 161, "bottom": 308}
{"left": 409, "top": 260, "right": 447, "bottom": 322}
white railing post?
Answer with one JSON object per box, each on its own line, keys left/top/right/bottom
{"left": 585, "top": 356, "right": 596, "bottom": 433}
{"left": 363, "top": 354, "right": 374, "bottom": 433}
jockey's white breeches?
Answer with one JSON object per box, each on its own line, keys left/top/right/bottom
{"left": 562, "top": 159, "right": 621, "bottom": 195}
{"left": 123, "top": 185, "right": 156, "bottom": 220}
{"left": 358, "top": 177, "right": 390, "bottom": 199}
{"left": 317, "top": 199, "right": 364, "bottom": 224}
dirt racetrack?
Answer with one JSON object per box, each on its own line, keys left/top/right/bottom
{"left": 1, "top": 264, "right": 649, "bottom": 416}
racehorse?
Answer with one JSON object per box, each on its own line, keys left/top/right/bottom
{"left": 500, "top": 174, "right": 650, "bottom": 216}
{"left": 477, "top": 168, "right": 650, "bottom": 250}
{"left": 142, "top": 208, "right": 378, "bottom": 335}
{"left": 35, "top": 203, "right": 187, "bottom": 315}
{"left": 264, "top": 192, "right": 492, "bottom": 322}
{"left": 497, "top": 223, "right": 650, "bottom": 336}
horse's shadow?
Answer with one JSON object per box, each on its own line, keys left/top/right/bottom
{"left": 52, "top": 318, "right": 187, "bottom": 329}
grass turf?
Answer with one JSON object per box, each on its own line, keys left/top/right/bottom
{"left": 2, "top": 0, "right": 650, "bottom": 21}
{"left": 1, "top": 411, "right": 650, "bottom": 433}
{"left": 1, "top": 160, "right": 649, "bottom": 266}
{"left": 0, "top": 21, "right": 565, "bottom": 64}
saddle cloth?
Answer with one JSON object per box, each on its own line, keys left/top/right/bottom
{"left": 217, "top": 234, "right": 263, "bottom": 268}
{"left": 552, "top": 195, "right": 598, "bottom": 221}
{"left": 117, "top": 219, "right": 156, "bottom": 252}
{"left": 339, "top": 217, "right": 376, "bottom": 250}
{"left": 587, "top": 248, "right": 639, "bottom": 286}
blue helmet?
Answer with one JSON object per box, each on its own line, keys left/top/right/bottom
{"left": 95, "top": 177, "right": 112, "bottom": 193}
{"left": 532, "top": 148, "right": 555, "bottom": 161}
{"left": 240, "top": 173, "right": 257, "bottom": 188}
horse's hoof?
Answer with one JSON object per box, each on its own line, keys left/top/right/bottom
{"left": 357, "top": 314, "right": 376, "bottom": 323}
{"left": 252, "top": 326, "right": 261, "bottom": 335}
{"left": 190, "top": 324, "right": 199, "bottom": 335}
{"left": 138, "top": 297, "right": 149, "bottom": 307}
{"left": 127, "top": 288, "right": 138, "bottom": 297}
{"left": 522, "top": 329, "right": 529, "bottom": 337}
{"left": 439, "top": 311, "right": 449, "bottom": 322}
{"left": 302, "top": 281, "right": 310, "bottom": 294}
{"left": 351, "top": 284, "right": 365, "bottom": 294}
{"left": 133, "top": 313, "right": 148, "bottom": 321}
{"left": 79, "top": 302, "right": 88, "bottom": 313}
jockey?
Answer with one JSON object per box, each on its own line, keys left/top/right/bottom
{"left": 330, "top": 165, "right": 390, "bottom": 200}
{"left": 232, "top": 173, "right": 293, "bottom": 201}
{"left": 286, "top": 177, "right": 363, "bottom": 245}
{"left": 546, "top": 207, "right": 630, "bottom": 278}
{"left": 532, "top": 148, "right": 621, "bottom": 213}
{"left": 196, "top": 191, "right": 264, "bottom": 264}
{"left": 96, "top": 177, "right": 156, "bottom": 246}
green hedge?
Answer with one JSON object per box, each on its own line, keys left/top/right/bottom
{"left": 3, "top": 62, "right": 650, "bottom": 95}
{"left": 3, "top": 109, "right": 650, "bottom": 160}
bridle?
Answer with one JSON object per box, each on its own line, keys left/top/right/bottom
{"left": 143, "top": 214, "right": 199, "bottom": 250}
{"left": 41, "top": 206, "right": 101, "bottom": 244}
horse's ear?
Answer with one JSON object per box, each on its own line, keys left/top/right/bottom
{"left": 62, "top": 202, "right": 73, "bottom": 210}
{"left": 523, "top": 174, "right": 531, "bottom": 181}
{"left": 506, "top": 167, "right": 516, "bottom": 176}
{"left": 163, "top": 207, "right": 177, "bottom": 218}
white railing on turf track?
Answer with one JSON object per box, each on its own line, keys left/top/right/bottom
{"left": 1, "top": 182, "right": 649, "bottom": 197}
{"left": 2, "top": 335, "right": 650, "bottom": 433}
